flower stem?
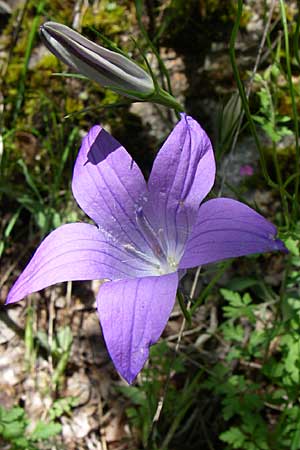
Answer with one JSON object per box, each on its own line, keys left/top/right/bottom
{"left": 151, "top": 88, "right": 184, "bottom": 113}
{"left": 279, "top": 0, "right": 300, "bottom": 224}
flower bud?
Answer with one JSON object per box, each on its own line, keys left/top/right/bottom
{"left": 40, "top": 21, "right": 155, "bottom": 98}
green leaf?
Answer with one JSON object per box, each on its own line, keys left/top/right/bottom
{"left": 221, "top": 289, "right": 255, "bottom": 322}
{"left": 118, "top": 386, "right": 146, "bottom": 406}
{"left": 13, "top": 436, "right": 34, "bottom": 448}
{"left": 1, "top": 407, "right": 25, "bottom": 423}
{"left": 31, "top": 421, "right": 62, "bottom": 440}
{"left": 220, "top": 427, "right": 246, "bottom": 448}
{"left": 252, "top": 115, "right": 265, "bottom": 124}
{"left": 291, "top": 421, "right": 300, "bottom": 450}
{"left": 56, "top": 326, "right": 73, "bottom": 352}
{"left": 36, "top": 330, "right": 51, "bottom": 352}
{"left": 1, "top": 421, "right": 25, "bottom": 439}
{"left": 221, "top": 289, "right": 242, "bottom": 304}
{"left": 285, "top": 237, "right": 300, "bottom": 256}
{"left": 49, "top": 397, "right": 79, "bottom": 421}
{"left": 227, "top": 277, "right": 258, "bottom": 291}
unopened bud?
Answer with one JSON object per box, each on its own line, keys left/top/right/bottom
{"left": 40, "top": 21, "right": 155, "bottom": 98}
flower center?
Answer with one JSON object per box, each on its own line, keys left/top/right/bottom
{"left": 123, "top": 206, "right": 179, "bottom": 276}
{"left": 136, "top": 206, "right": 166, "bottom": 261}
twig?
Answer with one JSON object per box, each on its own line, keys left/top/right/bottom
{"left": 97, "top": 393, "right": 108, "bottom": 450}
{"left": 66, "top": 280, "right": 73, "bottom": 312}
{"left": 166, "top": 324, "right": 203, "bottom": 341}
{"left": 72, "top": 0, "right": 89, "bottom": 31}
{"left": 48, "top": 289, "right": 56, "bottom": 382}
{"left": 194, "top": 305, "right": 218, "bottom": 348}
{"left": 239, "top": 360, "right": 262, "bottom": 370}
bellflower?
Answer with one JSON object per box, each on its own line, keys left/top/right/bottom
{"left": 39, "top": 21, "right": 183, "bottom": 110}
{"left": 40, "top": 21, "right": 154, "bottom": 97}
{"left": 6, "top": 114, "right": 285, "bottom": 383}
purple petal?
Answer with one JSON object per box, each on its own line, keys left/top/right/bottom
{"left": 72, "top": 126, "right": 151, "bottom": 254}
{"left": 179, "top": 198, "right": 286, "bottom": 268}
{"left": 97, "top": 272, "right": 178, "bottom": 383}
{"left": 145, "top": 114, "right": 215, "bottom": 256}
{"left": 6, "top": 223, "right": 147, "bottom": 305}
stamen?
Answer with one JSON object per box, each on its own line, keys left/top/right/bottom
{"left": 135, "top": 207, "right": 167, "bottom": 262}
{"left": 123, "top": 243, "right": 160, "bottom": 269}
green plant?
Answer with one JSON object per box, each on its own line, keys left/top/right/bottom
{"left": 252, "top": 67, "right": 292, "bottom": 144}
{"left": 0, "top": 405, "right": 61, "bottom": 449}
{"left": 204, "top": 229, "right": 300, "bottom": 449}
{"left": 119, "top": 341, "right": 203, "bottom": 448}
{"left": 36, "top": 325, "right": 73, "bottom": 388}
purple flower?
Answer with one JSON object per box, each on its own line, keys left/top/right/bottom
{"left": 240, "top": 164, "right": 254, "bottom": 177}
{"left": 6, "top": 114, "right": 285, "bottom": 383}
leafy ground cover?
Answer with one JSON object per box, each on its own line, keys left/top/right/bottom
{"left": 0, "top": 0, "right": 300, "bottom": 449}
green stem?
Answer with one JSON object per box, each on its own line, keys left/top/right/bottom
{"left": 279, "top": 0, "right": 300, "bottom": 223}
{"left": 263, "top": 79, "right": 290, "bottom": 226}
{"left": 190, "top": 261, "right": 231, "bottom": 315}
{"left": 271, "top": 140, "right": 290, "bottom": 227}
{"left": 177, "top": 291, "right": 192, "bottom": 325}
{"left": 13, "top": 0, "right": 45, "bottom": 123}
{"left": 151, "top": 88, "right": 184, "bottom": 113}
{"left": 25, "top": 302, "right": 35, "bottom": 371}
{"left": 135, "top": 0, "right": 173, "bottom": 96}
{"left": 294, "top": 8, "right": 300, "bottom": 67}
{"left": 230, "top": 0, "right": 277, "bottom": 189}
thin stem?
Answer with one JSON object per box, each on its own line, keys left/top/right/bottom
{"left": 146, "top": 267, "right": 201, "bottom": 449}
{"left": 279, "top": 0, "right": 300, "bottom": 223}
{"left": 13, "top": 0, "right": 45, "bottom": 124}
{"left": 229, "top": 0, "right": 277, "bottom": 189}
{"left": 190, "top": 261, "right": 231, "bottom": 315}
{"left": 294, "top": 7, "right": 300, "bottom": 67}
{"left": 177, "top": 290, "right": 192, "bottom": 324}
{"left": 262, "top": 76, "right": 290, "bottom": 226}
{"left": 135, "top": 0, "right": 173, "bottom": 96}
{"left": 271, "top": 140, "right": 290, "bottom": 227}
{"left": 150, "top": 88, "right": 184, "bottom": 113}
{"left": 175, "top": 266, "right": 201, "bottom": 352}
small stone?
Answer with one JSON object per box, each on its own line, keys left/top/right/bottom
{"left": 66, "top": 370, "right": 91, "bottom": 406}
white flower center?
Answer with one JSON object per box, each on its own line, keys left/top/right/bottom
{"left": 123, "top": 206, "right": 180, "bottom": 276}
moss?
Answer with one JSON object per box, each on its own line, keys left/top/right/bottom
{"left": 278, "top": 87, "right": 300, "bottom": 117}
{"left": 65, "top": 97, "right": 85, "bottom": 115}
{"left": 82, "top": 0, "right": 130, "bottom": 36}
{"left": 200, "top": 0, "right": 251, "bottom": 26}
{"left": 35, "top": 54, "right": 59, "bottom": 71}
{"left": 161, "top": 0, "right": 251, "bottom": 43}
{"left": 263, "top": 144, "right": 297, "bottom": 188}
{"left": 6, "top": 63, "right": 23, "bottom": 84}
{"left": 2, "top": 0, "right": 137, "bottom": 180}
{"left": 101, "top": 89, "right": 119, "bottom": 106}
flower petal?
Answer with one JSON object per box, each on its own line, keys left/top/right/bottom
{"left": 145, "top": 114, "right": 215, "bottom": 256}
{"left": 97, "top": 272, "right": 178, "bottom": 383}
{"left": 6, "top": 223, "right": 147, "bottom": 305}
{"left": 72, "top": 126, "right": 151, "bottom": 255}
{"left": 179, "top": 198, "right": 287, "bottom": 268}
